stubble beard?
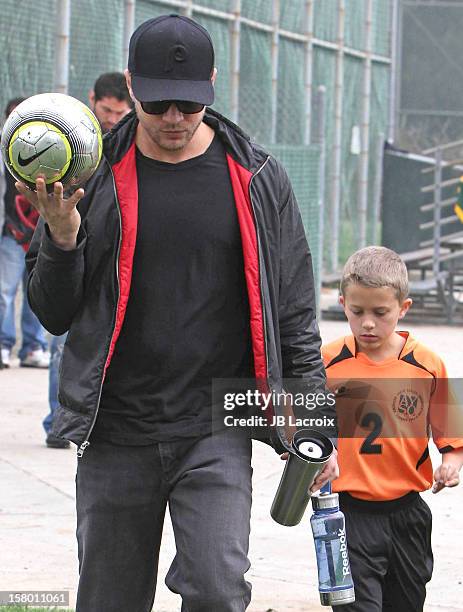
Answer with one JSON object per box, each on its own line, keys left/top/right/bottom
{"left": 148, "top": 116, "right": 204, "bottom": 153}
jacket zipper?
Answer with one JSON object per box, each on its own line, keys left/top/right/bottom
{"left": 77, "top": 164, "right": 123, "bottom": 458}
{"left": 248, "top": 156, "right": 271, "bottom": 383}
{"left": 78, "top": 155, "right": 271, "bottom": 457}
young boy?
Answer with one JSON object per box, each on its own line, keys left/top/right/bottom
{"left": 322, "top": 246, "right": 463, "bottom": 612}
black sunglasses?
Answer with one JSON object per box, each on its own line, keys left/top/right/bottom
{"left": 140, "top": 100, "right": 205, "bottom": 115}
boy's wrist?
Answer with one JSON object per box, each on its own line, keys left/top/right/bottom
{"left": 441, "top": 447, "right": 463, "bottom": 470}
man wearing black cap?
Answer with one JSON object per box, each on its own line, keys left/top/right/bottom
{"left": 21, "top": 14, "right": 337, "bottom": 612}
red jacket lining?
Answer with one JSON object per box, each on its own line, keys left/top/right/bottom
{"left": 104, "top": 146, "right": 268, "bottom": 383}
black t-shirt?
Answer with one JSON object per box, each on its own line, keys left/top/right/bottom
{"left": 93, "top": 134, "right": 253, "bottom": 444}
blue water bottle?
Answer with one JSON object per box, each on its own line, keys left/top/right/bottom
{"left": 310, "top": 490, "right": 355, "bottom": 606}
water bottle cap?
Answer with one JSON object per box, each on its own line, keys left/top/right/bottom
{"left": 311, "top": 492, "right": 339, "bottom": 511}
{"left": 292, "top": 429, "right": 334, "bottom": 463}
{"left": 297, "top": 440, "right": 324, "bottom": 459}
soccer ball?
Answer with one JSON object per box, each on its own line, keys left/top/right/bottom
{"left": 0, "top": 93, "right": 102, "bottom": 191}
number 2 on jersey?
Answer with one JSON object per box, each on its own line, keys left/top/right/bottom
{"left": 360, "top": 412, "right": 383, "bottom": 454}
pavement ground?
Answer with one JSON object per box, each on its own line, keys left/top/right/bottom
{"left": 0, "top": 318, "right": 462, "bottom": 611}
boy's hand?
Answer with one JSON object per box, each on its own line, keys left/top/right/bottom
{"left": 279, "top": 448, "right": 339, "bottom": 493}
{"left": 432, "top": 464, "right": 460, "bottom": 493}
{"left": 311, "top": 450, "right": 339, "bottom": 493}
{"left": 432, "top": 449, "right": 463, "bottom": 493}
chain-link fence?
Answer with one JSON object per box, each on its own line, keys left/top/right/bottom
{"left": 0, "top": 0, "right": 394, "bottom": 278}
{"left": 398, "top": 1, "right": 463, "bottom": 152}
{"left": 269, "top": 144, "right": 322, "bottom": 293}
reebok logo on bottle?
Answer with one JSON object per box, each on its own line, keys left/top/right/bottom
{"left": 338, "top": 528, "right": 351, "bottom": 577}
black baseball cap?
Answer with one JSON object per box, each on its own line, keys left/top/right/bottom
{"left": 128, "top": 14, "right": 215, "bottom": 105}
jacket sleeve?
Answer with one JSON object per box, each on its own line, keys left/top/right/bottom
{"left": 25, "top": 217, "right": 87, "bottom": 335}
{"left": 277, "top": 162, "right": 337, "bottom": 439}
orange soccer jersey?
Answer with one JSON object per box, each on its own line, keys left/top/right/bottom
{"left": 323, "top": 332, "right": 463, "bottom": 501}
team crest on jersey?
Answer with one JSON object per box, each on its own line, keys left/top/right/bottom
{"left": 392, "top": 389, "right": 424, "bottom": 421}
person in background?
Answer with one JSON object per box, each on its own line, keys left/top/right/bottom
{"left": 45, "top": 73, "right": 132, "bottom": 449}
{"left": 0, "top": 97, "right": 49, "bottom": 370}
{"left": 88, "top": 71, "right": 134, "bottom": 133}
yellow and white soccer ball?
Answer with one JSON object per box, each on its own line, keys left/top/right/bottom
{"left": 0, "top": 93, "right": 102, "bottom": 191}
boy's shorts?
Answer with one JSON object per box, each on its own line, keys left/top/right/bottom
{"left": 336, "top": 491, "right": 433, "bottom": 612}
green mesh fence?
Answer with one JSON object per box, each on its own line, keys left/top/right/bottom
{"left": 267, "top": 145, "right": 322, "bottom": 297}
{"left": 368, "top": 62, "right": 389, "bottom": 241}
{"left": 277, "top": 38, "right": 305, "bottom": 146}
{"left": 280, "top": 0, "right": 305, "bottom": 34}
{"left": 241, "top": 0, "right": 273, "bottom": 25}
{"left": 0, "top": 0, "right": 56, "bottom": 105}
{"left": 135, "top": 0, "right": 171, "bottom": 25}
{"left": 312, "top": 47, "right": 336, "bottom": 266}
{"left": 195, "top": 14, "right": 232, "bottom": 118}
{"left": 400, "top": 3, "right": 463, "bottom": 150}
{"left": 238, "top": 25, "right": 273, "bottom": 142}
{"left": 197, "top": 0, "right": 230, "bottom": 10}
{"left": 0, "top": 0, "right": 393, "bottom": 278}
{"left": 68, "top": 0, "right": 125, "bottom": 102}
{"left": 344, "top": 0, "right": 365, "bottom": 50}
{"left": 314, "top": 0, "right": 338, "bottom": 42}
{"left": 373, "top": 0, "right": 392, "bottom": 57}
{"left": 340, "top": 55, "right": 363, "bottom": 262}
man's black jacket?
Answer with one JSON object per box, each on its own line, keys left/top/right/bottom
{"left": 26, "top": 108, "right": 333, "bottom": 453}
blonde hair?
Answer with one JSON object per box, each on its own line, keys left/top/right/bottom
{"left": 340, "top": 246, "right": 409, "bottom": 302}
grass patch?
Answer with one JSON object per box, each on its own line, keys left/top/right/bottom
{"left": 0, "top": 608, "right": 74, "bottom": 611}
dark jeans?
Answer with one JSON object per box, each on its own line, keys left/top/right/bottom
{"left": 0, "top": 235, "right": 47, "bottom": 359}
{"left": 43, "top": 333, "right": 67, "bottom": 434}
{"left": 75, "top": 430, "right": 253, "bottom": 612}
